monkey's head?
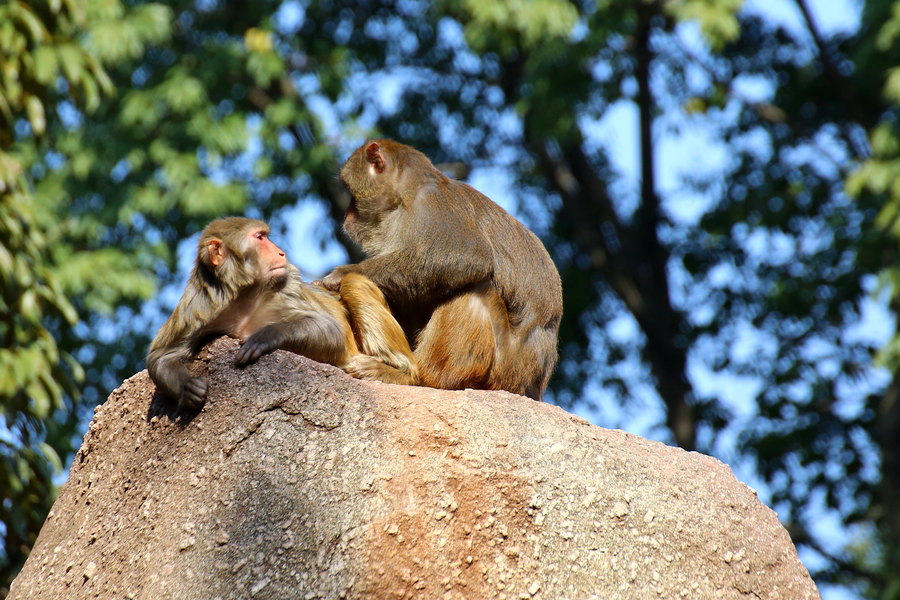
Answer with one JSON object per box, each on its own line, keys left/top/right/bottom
{"left": 198, "top": 217, "right": 289, "bottom": 292}
{"left": 339, "top": 139, "right": 436, "bottom": 247}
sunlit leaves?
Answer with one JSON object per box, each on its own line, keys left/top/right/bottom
{"left": 161, "top": 70, "right": 208, "bottom": 114}
{"left": 120, "top": 89, "right": 164, "bottom": 130}
{"left": 884, "top": 67, "right": 900, "bottom": 104}
{"left": 51, "top": 250, "right": 155, "bottom": 315}
{"left": 0, "top": 1, "right": 119, "bottom": 139}
{"left": 86, "top": 4, "right": 172, "bottom": 63}
{"left": 875, "top": 1, "right": 900, "bottom": 50}
{"left": 188, "top": 113, "right": 249, "bottom": 157}
{"left": 244, "top": 27, "right": 274, "bottom": 53}
{"left": 847, "top": 154, "right": 900, "bottom": 202}
{"left": 23, "top": 97, "right": 45, "bottom": 137}
{"left": 31, "top": 46, "right": 57, "bottom": 86}
{"left": 458, "top": 0, "right": 579, "bottom": 54}
{"left": 247, "top": 46, "right": 286, "bottom": 88}
{"left": 665, "top": 0, "right": 743, "bottom": 51}
{"left": 848, "top": 7, "right": 900, "bottom": 373}
{"left": 0, "top": 0, "right": 169, "bottom": 590}
{"left": 181, "top": 180, "right": 246, "bottom": 217}
{"left": 266, "top": 98, "right": 304, "bottom": 128}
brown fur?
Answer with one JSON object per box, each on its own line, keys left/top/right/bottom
{"left": 323, "top": 140, "right": 563, "bottom": 400}
{"left": 147, "top": 217, "right": 418, "bottom": 410}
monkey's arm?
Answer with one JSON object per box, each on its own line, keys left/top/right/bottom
{"left": 147, "top": 345, "right": 207, "bottom": 410}
{"left": 326, "top": 204, "right": 494, "bottom": 302}
{"left": 234, "top": 310, "right": 349, "bottom": 367}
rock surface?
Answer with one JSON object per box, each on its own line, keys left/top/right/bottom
{"left": 9, "top": 337, "right": 820, "bottom": 599}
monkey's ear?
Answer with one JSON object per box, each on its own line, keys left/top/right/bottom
{"left": 366, "top": 142, "right": 386, "bottom": 174}
{"left": 206, "top": 239, "right": 227, "bottom": 268}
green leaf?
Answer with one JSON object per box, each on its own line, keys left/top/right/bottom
{"left": 871, "top": 123, "right": 900, "bottom": 157}
{"left": 164, "top": 74, "right": 207, "bottom": 113}
{"left": 27, "top": 379, "right": 50, "bottom": 419}
{"left": 38, "top": 443, "right": 63, "bottom": 473}
{"left": 181, "top": 180, "right": 246, "bottom": 217}
{"left": 56, "top": 43, "right": 84, "bottom": 84}
{"left": 25, "top": 95, "right": 45, "bottom": 136}
{"left": 884, "top": 67, "right": 900, "bottom": 104}
{"left": 876, "top": 2, "right": 900, "bottom": 51}
{"left": 10, "top": 4, "right": 48, "bottom": 44}
{"left": 32, "top": 45, "right": 58, "bottom": 85}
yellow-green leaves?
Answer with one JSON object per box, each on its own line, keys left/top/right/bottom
{"left": 885, "top": 66, "right": 900, "bottom": 104}
{"left": 86, "top": 3, "right": 171, "bottom": 63}
{"left": 876, "top": 1, "right": 900, "bottom": 50}
{"left": 0, "top": 186, "right": 81, "bottom": 421}
{"left": 52, "top": 249, "right": 156, "bottom": 315}
{"left": 245, "top": 27, "right": 274, "bottom": 53}
{"left": 665, "top": 0, "right": 743, "bottom": 51}
{"left": 460, "top": 0, "right": 579, "bottom": 54}
{"left": 0, "top": 0, "right": 126, "bottom": 138}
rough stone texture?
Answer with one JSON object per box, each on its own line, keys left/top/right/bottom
{"left": 9, "top": 337, "right": 820, "bottom": 600}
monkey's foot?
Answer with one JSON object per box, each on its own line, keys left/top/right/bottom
{"left": 344, "top": 354, "right": 419, "bottom": 385}
{"left": 344, "top": 354, "right": 388, "bottom": 380}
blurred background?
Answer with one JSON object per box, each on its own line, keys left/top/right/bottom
{"left": 2, "top": 0, "right": 899, "bottom": 597}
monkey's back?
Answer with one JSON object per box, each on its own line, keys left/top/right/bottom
{"left": 450, "top": 180, "right": 563, "bottom": 331}
{"left": 434, "top": 179, "right": 562, "bottom": 399}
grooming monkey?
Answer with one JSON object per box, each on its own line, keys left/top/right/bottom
{"left": 322, "top": 140, "right": 563, "bottom": 401}
{"left": 147, "top": 217, "right": 418, "bottom": 410}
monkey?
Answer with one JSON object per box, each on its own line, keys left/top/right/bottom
{"left": 321, "top": 139, "right": 563, "bottom": 401}
{"left": 147, "top": 216, "right": 418, "bottom": 410}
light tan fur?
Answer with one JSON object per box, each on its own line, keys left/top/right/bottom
{"left": 148, "top": 217, "right": 418, "bottom": 410}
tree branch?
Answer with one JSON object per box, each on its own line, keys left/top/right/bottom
{"left": 634, "top": 0, "right": 694, "bottom": 449}
{"left": 794, "top": 0, "right": 873, "bottom": 155}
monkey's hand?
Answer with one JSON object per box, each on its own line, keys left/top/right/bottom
{"left": 180, "top": 377, "right": 208, "bottom": 411}
{"left": 320, "top": 265, "right": 354, "bottom": 292}
{"left": 235, "top": 326, "right": 281, "bottom": 367}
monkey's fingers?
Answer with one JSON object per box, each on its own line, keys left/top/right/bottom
{"left": 180, "top": 377, "right": 207, "bottom": 410}
{"left": 320, "top": 270, "right": 344, "bottom": 291}
{"left": 234, "top": 340, "right": 270, "bottom": 367}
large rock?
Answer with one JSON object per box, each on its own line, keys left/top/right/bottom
{"left": 9, "top": 338, "right": 819, "bottom": 599}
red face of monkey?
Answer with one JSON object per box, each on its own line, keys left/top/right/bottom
{"left": 248, "top": 226, "right": 286, "bottom": 270}
{"left": 201, "top": 218, "right": 289, "bottom": 290}
{"left": 246, "top": 226, "right": 288, "bottom": 287}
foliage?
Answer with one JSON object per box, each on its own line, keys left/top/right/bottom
{"left": 0, "top": 0, "right": 169, "bottom": 593}
{"left": 3, "top": 0, "right": 900, "bottom": 598}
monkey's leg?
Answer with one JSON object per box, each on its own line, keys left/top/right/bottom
{"left": 413, "top": 290, "right": 501, "bottom": 391}
{"left": 500, "top": 324, "right": 558, "bottom": 401}
{"left": 339, "top": 272, "right": 420, "bottom": 385}
{"left": 409, "top": 288, "right": 544, "bottom": 398}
